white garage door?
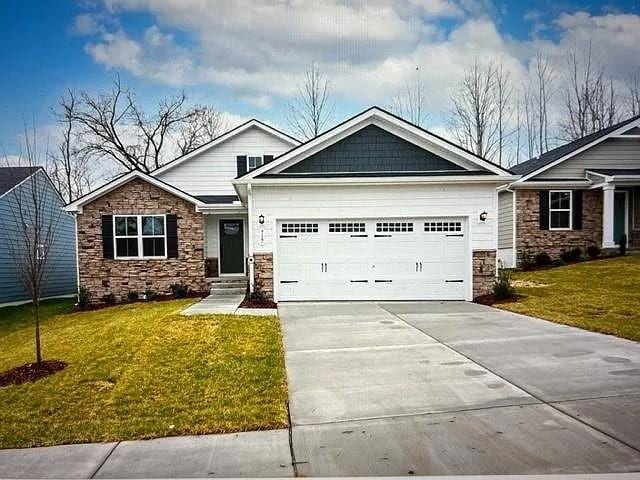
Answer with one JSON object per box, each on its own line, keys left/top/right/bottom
{"left": 275, "top": 217, "right": 469, "bottom": 301}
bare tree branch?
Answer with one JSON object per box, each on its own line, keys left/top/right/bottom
{"left": 286, "top": 63, "right": 334, "bottom": 140}
{"left": 390, "top": 66, "right": 428, "bottom": 127}
{"left": 176, "top": 106, "right": 228, "bottom": 155}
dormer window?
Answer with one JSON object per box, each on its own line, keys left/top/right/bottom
{"left": 247, "top": 156, "right": 263, "bottom": 170}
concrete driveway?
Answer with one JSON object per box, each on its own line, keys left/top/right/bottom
{"left": 279, "top": 301, "right": 640, "bottom": 476}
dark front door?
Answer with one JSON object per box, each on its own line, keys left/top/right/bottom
{"left": 219, "top": 220, "right": 244, "bottom": 274}
{"left": 613, "top": 192, "right": 627, "bottom": 245}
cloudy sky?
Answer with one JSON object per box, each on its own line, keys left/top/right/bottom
{"left": 1, "top": 0, "right": 639, "bottom": 158}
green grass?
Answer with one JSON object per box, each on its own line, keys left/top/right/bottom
{"left": 496, "top": 255, "right": 640, "bottom": 341}
{"left": 0, "top": 299, "right": 288, "bottom": 449}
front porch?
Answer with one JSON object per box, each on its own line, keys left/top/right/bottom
{"left": 587, "top": 170, "right": 640, "bottom": 249}
{"left": 203, "top": 214, "right": 250, "bottom": 278}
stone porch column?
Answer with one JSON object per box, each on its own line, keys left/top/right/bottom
{"left": 602, "top": 183, "right": 616, "bottom": 248}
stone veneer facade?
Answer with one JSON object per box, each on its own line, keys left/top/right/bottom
{"left": 473, "top": 250, "right": 496, "bottom": 299}
{"left": 76, "top": 179, "right": 207, "bottom": 302}
{"left": 253, "top": 253, "right": 274, "bottom": 298}
{"left": 515, "top": 189, "right": 603, "bottom": 262}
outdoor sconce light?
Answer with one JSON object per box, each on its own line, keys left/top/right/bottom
{"left": 479, "top": 211, "right": 488, "bottom": 222}
{"left": 258, "top": 214, "right": 265, "bottom": 225}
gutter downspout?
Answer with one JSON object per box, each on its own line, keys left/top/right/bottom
{"left": 247, "top": 183, "right": 255, "bottom": 293}
{"left": 73, "top": 213, "right": 80, "bottom": 303}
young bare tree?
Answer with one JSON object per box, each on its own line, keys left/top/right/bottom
{"left": 390, "top": 66, "right": 428, "bottom": 127}
{"left": 48, "top": 90, "right": 93, "bottom": 203}
{"left": 61, "top": 75, "right": 209, "bottom": 173}
{"left": 2, "top": 128, "right": 63, "bottom": 367}
{"left": 559, "top": 43, "right": 619, "bottom": 141}
{"left": 532, "top": 51, "right": 555, "bottom": 153}
{"left": 448, "top": 60, "right": 499, "bottom": 159}
{"left": 286, "top": 63, "right": 334, "bottom": 140}
{"left": 625, "top": 70, "right": 640, "bottom": 116}
{"left": 176, "top": 105, "right": 227, "bottom": 155}
{"left": 494, "top": 62, "right": 514, "bottom": 166}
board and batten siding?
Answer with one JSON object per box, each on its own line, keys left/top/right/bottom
{"left": 250, "top": 183, "right": 498, "bottom": 253}
{"left": 0, "top": 171, "right": 77, "bottom": 304}
{"left": 535, "top": 137, "right": 640, "bottom": 179}
{"left": 156, "top": 126, "right": 295, "bottom": 196}
{"left": 498, "top": 190, "right": 514, "bottom": 249}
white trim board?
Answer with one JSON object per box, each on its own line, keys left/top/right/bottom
{"left": 235, "top": 107, "right": 513, "bottom": 183}
{"left": 515, "top": 117, "right": 640, "bottom": 183}
{"left": 64, "top": 170, "right": 206, "bottom": 213}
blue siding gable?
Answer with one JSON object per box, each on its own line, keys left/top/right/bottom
{"left": 282, "top": 125, "right": 467, "bottom": 174}
{"left": 0, "top": 171, "right": 77, "bottom": 304}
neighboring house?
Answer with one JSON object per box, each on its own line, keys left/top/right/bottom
{"left": 0, "top": 167, "right": 77, "bottom": 305}
{"left": 65, "top": 107, "right": 515, "bottom": 303}
{"left": 498, "top": 115, "right": 640, "bottom": 268}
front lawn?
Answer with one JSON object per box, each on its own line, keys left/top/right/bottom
{"left": 497, "top": 255, "right": 640, "bottom": 341}
{"left": 0, "top": 299, "right": 288, "bottom": 449}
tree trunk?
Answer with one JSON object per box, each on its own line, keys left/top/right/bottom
{"left": 34, "top": 299, "right": 42, "bottom": 366}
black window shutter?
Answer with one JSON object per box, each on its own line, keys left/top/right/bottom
{"left": 102, "top": 215, "right": 114, "bottom": 259}
{"left": 264, "top": 154, "right": 274, "bottom": 164}
{"left": 236, "top": 155, "right": 247, "bottom": 176}
{"left": 539, "top": 190, "right": 549, "bottom": 230}
{"left": 166, "top": 214, "right": 178, "bottom": 258}
{"left": 572, "top": 190, "right": 583, "bottom": 230}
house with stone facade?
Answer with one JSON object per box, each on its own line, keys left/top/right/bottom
{"left": 498, "top": 115, "right": 640, "bottom": 268}
{"left": 65, "top": 107, "right": 516, "bottom": 303}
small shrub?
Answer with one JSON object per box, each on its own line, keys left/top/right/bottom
{"left": 586, "top": 245, "right": 601, "bottom": 259}
{"left": 619, "top": 234, "right": 627, "bottom": 256}
{"left": 144, "top": 288, "right": 159, "bottom": 301}
{"left": 101, "top": 293, "right": 116, "bottom": 305}
{"left": 560, "top": 247, "right": 582, "bottom": 263}
{"left": 534, "top": 251, "right": 552, "bottom": 267}
{"left": 552, "top": 258, "right": 566, "bottom": 267}
{"left": 170, "top": 282, "right": 189, "bottom": 299}
{"left": 519, "top": 250, "right": 535, "bottom": 271}
{"left": 249, "top": 287, "right": 269, "bottom": 303}
{"left": 77, "top": 287, "right": 92, "bottom": 309}
{"left": 493, "top": 269, "right": 516, "bottom": 300}
{"left": 126, "top": 290, "right": 139, "bottom": 302}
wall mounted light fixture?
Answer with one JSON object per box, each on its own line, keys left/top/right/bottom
{"left": 479, "top": 211, "right": 488, "bottom": 222}
{"left": 258, "top": 214, "right": 265, "bottom": 225}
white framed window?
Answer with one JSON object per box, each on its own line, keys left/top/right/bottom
{"left": 376, "top": 222, "right": 413, "bottom": 232}
{"left": 281, "top": 223, "right": 318, "bottom": 233}
{"left": 329, "top": 222, "right": 365, "bottom": 233}
{"left": 549, "top": 191, "right": 572, "bottom": 230}
{"left": 114, "top": 215, "right": 166, "bottom": 259}
{"left": 247, "top": 156, "right": 263, "bottom": 170}
{"left": 424, "top": 221, "right": 462, "bottom": 232}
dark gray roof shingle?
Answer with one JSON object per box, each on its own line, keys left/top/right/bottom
{"left": 0, "top": 166, "right": 40, "bottom": 197}
{"left": 588, "top": 168, "right": 640, "bottom": 176}
{"left": 511, "top": 115, "right": 640, "bottom": 176}
{"left": 194, "top": 195, "right": 239, "bottom": 204}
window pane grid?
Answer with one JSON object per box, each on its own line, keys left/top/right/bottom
{"left": 329, "top": 222, "right": 365, "bottom": 233}
{"left": 549, "top": 191, "right": 572, "bottom": 229}
{"left": 114, "top": 215, "right": 166, "bottom": 258}
{"left": 424, "top": 221, "right": 462, "bottom": 232}
{"left": 376, "top": 222, "right": 413, "bottom": 232}
{"left": 282, "top": 223, "right": 318, "bottom": 233}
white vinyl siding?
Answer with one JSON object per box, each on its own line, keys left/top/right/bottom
{"left": 535, "top": 138, "right": 640, "bottom": 179}
{"left": 497, "top": 190, "right": 513, "bottom": 249}
{"left": 250, "top": 183, "right": 497, "bottom": 253}
{"left": 156, "top": 126, "right": 293, "bottom": 196}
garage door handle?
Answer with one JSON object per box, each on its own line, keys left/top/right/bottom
{"left": 374, "top": 280, "right": 392, "bottom": 283}
{"left": 445, "top": 280, "right": 463, "bottom": 283}
{"left": 280, "top": 235, "right": 298, "bottom": 238}
{"left": 446, "top": 234, "right": 463, "bottom": 237}
{"left": 374, "top": 234, "right": 392, "bottom": 238}
{"left": 280, "top": 280, "right": 299, "bottom": 284}
{"left": 350, "top": 280, "right": 368, "bottom": 283}
{"left": 350, "top": 234, "right": 368, "bottom": 238}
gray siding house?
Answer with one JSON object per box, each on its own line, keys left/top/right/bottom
{"left": 498, "top": 115, "right": 640, "bottom": 267}
{"left": 0, "top": 167, "right": 77, "bottom": 305}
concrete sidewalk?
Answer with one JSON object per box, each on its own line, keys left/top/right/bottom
{"left": 180, "top": 295, "right": 277, "bottom": 316}
{"left": 0, "top": 430, "right": 293, "bottom": 478}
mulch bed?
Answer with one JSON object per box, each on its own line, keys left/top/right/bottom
{"left": 474, "top": 294, "right": 522, "bottom": 306}
{"left": 0, "top": 360, "right": 67, "bottom": 387}
{"left": 240, "top": 297, "right": 277, "bottom": 309}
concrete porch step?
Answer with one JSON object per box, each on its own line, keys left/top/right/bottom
{"left": 208, "top": 276, "right": 248, "bottom": 284}
{"left": 210, "top": 286, "right": 247, "bottom": 296}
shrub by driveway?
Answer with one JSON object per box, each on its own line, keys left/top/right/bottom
{"left": 0, "top": 299, "right": 288, "bottom": 449}
{"left": 497, "top": 256, "right": 640, "bottom": 341}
